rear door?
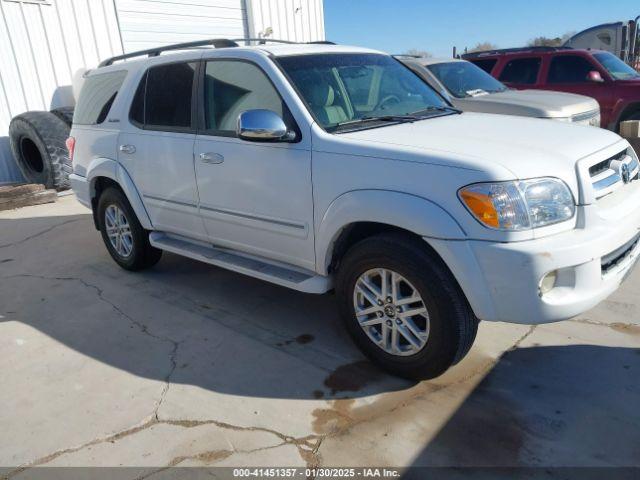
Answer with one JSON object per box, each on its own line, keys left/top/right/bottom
{"left": 117, "top": 61, "right": 208, "bottom": 241}
{"left": 497, "top": 57, "right": 542, "bottom": 89}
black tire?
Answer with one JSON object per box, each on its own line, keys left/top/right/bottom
{"left": 97, "top": 187, "right": 162, "bottom": 271}
{"left": 335, "top": 232, "right": 478, "bottom": 380}
{"left": 8, "top": 111, "right": 71, "bottom": 191}
{"left": 50, "top": 107, "right": 74, "bottom": 127}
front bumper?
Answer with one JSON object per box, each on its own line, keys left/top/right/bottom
{"left": 428, "top": 204, "right": 640, "bottom": 324}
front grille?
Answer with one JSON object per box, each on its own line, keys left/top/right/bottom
{"left": 589, "top": 149, "right": 640, "bottom": 199}
{"left": 601, "top": 233, "right": 640, "bottom": 275}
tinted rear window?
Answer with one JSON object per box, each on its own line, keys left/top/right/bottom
{"left": 74, "top": 71, "right": 127, "bottom": 125}
{"left": 471, "top": 59, "right": 497, "bottom": 74}
{"left": 499, "top": 57, "right": 541, "bottom": 84}
{"left": 137, "top": 62, "right": 196, "bottom": 130}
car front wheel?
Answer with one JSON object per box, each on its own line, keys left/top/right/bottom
{"left": 336, "top": 232, "right": 478, "bottom": 380}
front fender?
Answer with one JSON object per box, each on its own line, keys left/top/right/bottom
{"left": 86, "top": 158, "right": 152, "bottom": 230}
{"left": 316, "top": 189, "right": 466, "bottom": 274}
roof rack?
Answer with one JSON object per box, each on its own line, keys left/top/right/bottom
{"left": 462, "top": 46, "right": 572, "bottom": 59}
{"left": 98, "top": 38, "right": 336, "bottom": 67}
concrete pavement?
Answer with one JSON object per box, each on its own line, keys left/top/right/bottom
{"left": 0, "top": 196, "right": 638, "bottom": 476}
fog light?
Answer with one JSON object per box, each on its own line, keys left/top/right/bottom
{"left": 539, "top": 270, "right": 558, "bottom": 296}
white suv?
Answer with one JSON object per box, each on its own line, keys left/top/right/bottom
{"left": 69, "top": 40, "right": 640, "bottom": 379}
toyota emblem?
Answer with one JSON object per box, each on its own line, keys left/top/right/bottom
{"left": 621, "top": 163, "right": 630, "bottom": 184}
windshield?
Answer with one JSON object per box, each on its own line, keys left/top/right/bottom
{"left": 594, "top": 52, "right": 640, "bottom": 80}
{"left": 276, "top": 53, "right": 451, "bottom": 131}
{"left": 427, "top": 61, "right": 507, "bottom": 98}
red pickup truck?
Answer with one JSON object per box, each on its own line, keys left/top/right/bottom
{"left": 463, "top": 47, "right": 640, "bottom": 131}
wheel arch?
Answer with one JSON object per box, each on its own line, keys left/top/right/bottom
{"left": 613, "top": 102, "right": 640, "bottom": 130}
{"left": 86, "top": 158, "right": 152, "bottom": 230}
{"left": 316, "top": 190, "right": 466, "bottom": 275}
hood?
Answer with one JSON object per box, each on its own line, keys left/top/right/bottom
{"left": 338, "top": 112, "right": 624, "bottom": 186}
{"left": 454, "top": 89, "right": 599, "bottom": 118}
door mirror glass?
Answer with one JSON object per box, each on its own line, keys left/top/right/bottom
{"left": 237, "top": 109, "right": 295, "bottom": 142}
{"left": 587, "top": 70, "right": 604, "bottom": 83}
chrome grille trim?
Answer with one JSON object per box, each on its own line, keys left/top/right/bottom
{"left": 588, "top": 149, "right": 639, "bottom": 200}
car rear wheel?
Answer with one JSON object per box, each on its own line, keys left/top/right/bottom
{"left": 97, "top": 187, "right": 162, "bottom": 271}
{"left": 335, "top": 232, "right": 478, "bottom": 380}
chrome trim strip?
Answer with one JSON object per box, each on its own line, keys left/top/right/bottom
{"left": 199, "top": 204, "right": 306, "bottom": 230}
{"left": 593, "top": 173, "right": 621, "bottom": 191}
{"left": 143, "top": 194, "right": 197, "bottom": 209}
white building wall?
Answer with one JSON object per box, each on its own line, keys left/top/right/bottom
{"left": 115, "top": 0, "right": 246, "bottom": 53}
{"left": 0, "top": 0, "right": 325, "bottom": 185}
{"left": 246, "top": 0, "right": 324, "bottom": 42}
{"left": 0, "top": 0, "right": 123, "bottom": 184}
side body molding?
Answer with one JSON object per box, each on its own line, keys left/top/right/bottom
{"left": 316, "top": 190, "right": 467, "bottom": 274}
{"left": 86, "top": 158, "right": 153, "bottom": 230}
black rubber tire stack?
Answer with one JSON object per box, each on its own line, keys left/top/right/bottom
{"left": 8, "top": 111, "right": 72, "bottom": 191}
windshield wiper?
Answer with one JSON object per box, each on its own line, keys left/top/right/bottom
{"left": 411, "top": 106, "right": 462, "bottom": 115}
{"left": 336, "top": 114, "right": 421, "bottom": 127}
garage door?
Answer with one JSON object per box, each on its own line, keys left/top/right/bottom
{"left": 114, "top": 0, "right": 247, "bottom": 53}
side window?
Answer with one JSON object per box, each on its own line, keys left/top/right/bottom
{"left": 144, "top": 62, "right": 196, "bottom": 130}
{"left": 74, "top": 71, "right": 127, "bottom": 125}
{"left": 499, "top": 57, "right": 541, "bottom": 84}
{"left": 548, "top": 55, "right": 595, "bottom": 83}
{"left": 203, "top": 60, "right": 284, "bottom": 133}
{"left": 472, "top": 59, "right": 497, "bottom": 74}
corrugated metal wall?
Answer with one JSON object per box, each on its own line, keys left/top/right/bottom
{"left": 0, "top": 0, "right": 122, "bottom": 184}
{"left": 0, "top": 0, "right": 325, "bottom": 185}
{"left": 246, "top": 0, "right": 324, "bottom": 42}
{"left": 115, "top": 0, "right": 246, "bottom": 53}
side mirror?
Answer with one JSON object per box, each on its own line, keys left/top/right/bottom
{"left": 587, "top": 71, "right": 605, "bottom": 83}
{"left": 237, "top": 109, "right": 296, "bottom": 142}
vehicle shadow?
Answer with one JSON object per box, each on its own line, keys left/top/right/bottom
{"left": 400, "top": 343, "right": 640, "bottom": 475}
{"left": 0, "top": 212, "right": 415, "bottom": 401}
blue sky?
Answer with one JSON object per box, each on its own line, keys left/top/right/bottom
{"left": 324, "top": 0, "right": 639, "bottom": 57}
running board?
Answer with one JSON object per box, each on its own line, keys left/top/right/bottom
{"left": 149, "top": 232, "right": 332, "bottom": 294}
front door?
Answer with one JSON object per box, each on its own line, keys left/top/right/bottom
{"left": 193, "top": 59, "right": 315, "bottom": 271}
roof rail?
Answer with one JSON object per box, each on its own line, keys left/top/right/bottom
{"left": 462, "top": 45, "right": 572, "bottom": 59}
{"left": 98, "top": 38, "right": 336, "bottom": 67}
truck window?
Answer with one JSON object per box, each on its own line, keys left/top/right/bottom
{"left": 471, "top": 59, "right": 497, "bottom": 74}
{"left": 74, "top": 71, "right": 127, "bottom": 125}
{"left": 144, "top": 62, "right": 196, "bottom": 130}
{"left": 203, "top": 60, "right": 284, "bottom": 134}
{"left": 548, "top": 55, "right": 595, "bottom": 83}
{"left": 499, "top": 57, "right": 541, "bottom": 84}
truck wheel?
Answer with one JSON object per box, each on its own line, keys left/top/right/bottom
{"left": 50, "top": 107, "right": 74, "bottom": 127}
{"left": 97, "top": 187, "right": 162, "bottom": 271}
{"left": 8, "top": 111, "right": 71, "bottom": 191}
{"left": 335, "top": 232, "right": 478, "bottom": 380}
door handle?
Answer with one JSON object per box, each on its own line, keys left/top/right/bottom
{"left": 119, "top": 144, "right": 136, "bottom": 154}
{"left": 199, "top": 152, "right": 224, "bottom": 164}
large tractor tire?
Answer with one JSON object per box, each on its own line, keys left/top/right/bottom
{"left": 9, "top": 111, "right": 72, "bottom": 191}
{"left": 50, "top": 107, "right": 74, "bottom": 127}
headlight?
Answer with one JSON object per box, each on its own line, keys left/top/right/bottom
{"left": 459, "top": 178, "right": 575, "bottom": 230}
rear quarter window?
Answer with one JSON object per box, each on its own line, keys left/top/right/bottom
{"left": 74, "top": 71, "right": 127, "bottom": 125}
{"left": 498, "top": 57, "right": 541, "bottom": 84}
{"left": 471, "top": 58, "right": 497, "bottom": 74}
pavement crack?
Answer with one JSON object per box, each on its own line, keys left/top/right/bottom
{"left": 0, "top": 219, "right": 81, "bottom": 250}
{"left": 1, "top": 274, "right": 181, "bottom": 432}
